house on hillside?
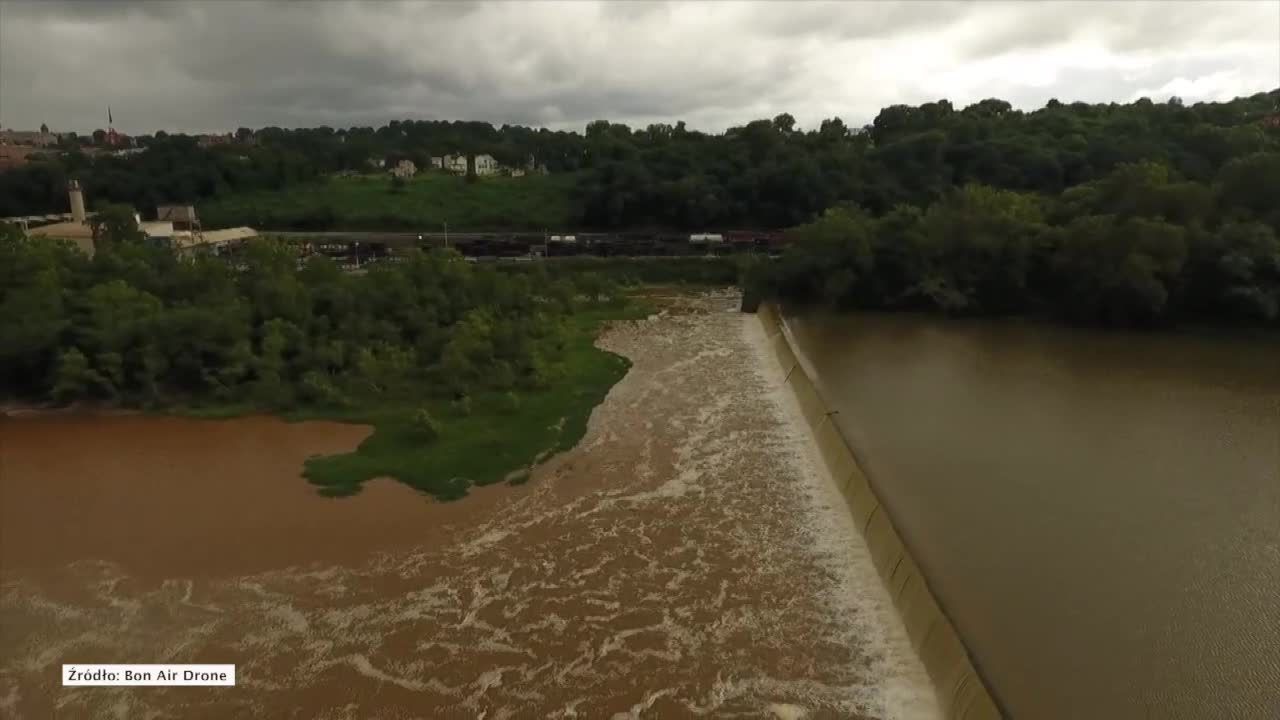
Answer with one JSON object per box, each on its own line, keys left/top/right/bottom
{"left": 428, "top": 153, "right": 512, "bottom": 177}
{"left": 432, "top": 153, "right": 468, "bottom": 174}
{"left": 474, "top": 154, "right": 500, "bottom": 176}
{"left": 390, "top": 159, "right": 416, "bottom": 179}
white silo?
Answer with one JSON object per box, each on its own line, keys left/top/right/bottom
{"left": 68, "top": 180, "right": 86, "bottom": 223}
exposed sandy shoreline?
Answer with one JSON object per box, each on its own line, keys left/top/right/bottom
{"left": 1, "top": 290, "right": 936, "bottom": 719}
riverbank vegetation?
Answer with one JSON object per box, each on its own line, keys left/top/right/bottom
{"left": 752, "top": 153, "right": 1280, "bottom": 327}
{"left": 726, "top": 90, "right": 1279, "bottom": 328}
{"left": 0, "top": 222, "right": 644, "bottom": 499}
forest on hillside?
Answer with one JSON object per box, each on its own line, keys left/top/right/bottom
{"left": 2, "top": 91, "right": 1276, "bottom": 230}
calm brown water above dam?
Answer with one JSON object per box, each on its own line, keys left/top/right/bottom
{"left": 785, "top": 311, "right": 1280, "bottom": 719}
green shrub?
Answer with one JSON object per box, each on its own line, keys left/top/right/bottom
{"left": 299, "top": 370, "right": 348, "bottom": 406}
{"left": 487, "top": 360, "right": 515, "bottom": 390}
{"left": 500, "top": 391, "right": 521, "bottom": 414}
{"left": 411, "top": 408, "right": 440, "bottom": 442}
{"left": 451, "top": 394, "right": 472, "bottom": 417}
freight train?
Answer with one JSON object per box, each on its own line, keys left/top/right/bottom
{"left": 279, "top": 229, "right": 788, "bottom": 263}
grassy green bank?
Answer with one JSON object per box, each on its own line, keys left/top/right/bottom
{"left": 198, "top": 172, "right": 577, "bottom": 231}
{"left": 181, "top": 302, "right": 648, "bottom": 500}
{"left": 302, "top": 304, "right": 643, "bottom": 498}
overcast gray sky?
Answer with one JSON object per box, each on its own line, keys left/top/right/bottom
{"left": 1, "top": 0, "right": 1277, "bottom": 135}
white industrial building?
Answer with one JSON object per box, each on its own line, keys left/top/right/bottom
{"left": 19, "top": 182, "right": 255, "bottom": 256}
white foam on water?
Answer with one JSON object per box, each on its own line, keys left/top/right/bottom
{"left": 768, "top": 702, "right": 809, "bottom": 719}
{"left": 313, "top": 703, "right": 361, "bottom": 720}
{"left": 456, "top": 527, "right": 513, "bottom": 558}
{"left": 268, "top": 603, "right": 311, "bottom": 633}
{"left": 743, "top": 313, "right": 941, "bottom": 720}
{"left": 0, "top": 680, "right": 20, "bottom": 717}
{"left": 3, "top": 582, "right": 87, "bottom": 622}
{"left": 554, "top": 698, "right": 585, "bottom": 717}
{"left": 463, "top": 667, "right": 511, "bottom": 711}
{"left": 334, "top": 653, "right": 460, "bottom": 695}
{"left": 610, "top": 688, "right": 677, "bottom": 719}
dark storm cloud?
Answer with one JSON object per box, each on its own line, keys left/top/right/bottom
{"left": 0, "top": 0, "right": 1275, "bottom": 135}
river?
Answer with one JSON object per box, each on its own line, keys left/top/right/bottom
{"left": 0, "top": 294, "right": 937, "bottom": 719}
{"left": 784, "top": 310, "right": 1280, "bottom": 719}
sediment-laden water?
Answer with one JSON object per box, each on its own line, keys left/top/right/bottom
{"left": 786, "top": 310, "right": 1280, "bottom": 720}
{"left": 0, "top": 293, "right": 936, "bottom": 720}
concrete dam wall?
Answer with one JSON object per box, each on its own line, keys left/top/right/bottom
{"left": 756, "top": 303, "right": 1004, "bottom": 720}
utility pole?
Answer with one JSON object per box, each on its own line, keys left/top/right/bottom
{"left": 443, "top": 221, "right": 449, "bottom": 249}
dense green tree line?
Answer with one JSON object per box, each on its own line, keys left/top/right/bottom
{"left": 3, "top": 91, "right": 1275, "bottom": 232}
{"left": 0, "top": 221, "right": 622, "bottom": 407}
{"left": 751, "top": 155, "right": 1280, "bottom": 327}
{"left": 574, "top": 91, "right": 1279, "bottom": 228}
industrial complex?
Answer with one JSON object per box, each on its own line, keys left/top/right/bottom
{"left": 7, "top": 181, "right": 256, "bottom": 256}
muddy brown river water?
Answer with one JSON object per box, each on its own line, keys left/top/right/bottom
{"left": 786, "top": 311, "right": 1280, "bottom": 720}
{"left": 0, "top": 293, "right": 936, "bottom": 720}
